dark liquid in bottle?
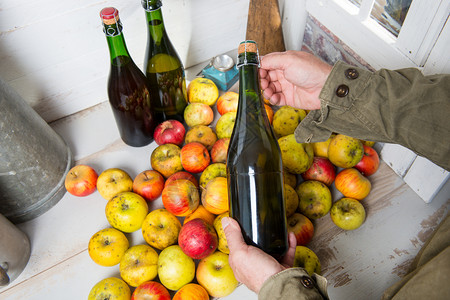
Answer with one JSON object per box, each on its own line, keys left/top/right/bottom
{"left": 108, "top": 56, "right": 156, "bottom": 147}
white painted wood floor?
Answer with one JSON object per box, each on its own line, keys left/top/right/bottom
{"left": 1, "top": 62, "right": 448, "bottom": 300}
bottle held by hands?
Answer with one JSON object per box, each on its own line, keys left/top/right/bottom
{"left": 100, "top": 7, "right": 157, "bottom": 147}
{"left": 226, "top": 41, "right": 288, "bottom": 259}
{"left": 141, "top": 0, "right": 188, "bottom": 123}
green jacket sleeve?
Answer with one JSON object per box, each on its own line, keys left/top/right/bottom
{"left": 258, "top": 268, "right": 329, "bottom": 300}
{"left": 294, "top": 61, "right": 450, "bottom": 171}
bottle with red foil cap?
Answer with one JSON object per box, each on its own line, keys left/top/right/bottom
{"left": 100, "top": 7, "right": 157, "bottom": 147}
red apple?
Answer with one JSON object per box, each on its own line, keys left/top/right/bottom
{"left": 301, "top": 157, "right": 336, "bottom": 186}
{"left": 131, "top": 281, "right": 171, "bottom": 300}
{"left": 216, "top": 91, "right": 239, "bottom": 115}
{"left": 165, "top": 171, "right": 199, "bottom": 189}
{"left": 162, "top": 179, "right": 200, "bottom": 217}
{"left": 180, "top": 142, "right": 210, "bottom": 173}
{"left": 335, "top": 168, "right": 371, "bottom": 200}
{"left": 287, "top": 213, "right": 314, "bottom": 246}
{"left": 354, "top": 145, "right": 380, "bottom": 176}
{"left": 210, "top": 138, "right": 230, "bottom": 164}
{"left": 154, "top": 120, "right": 186, "bottom": 146}
{"left": 178, "top": 218, "right": 218, "bottom": 260}
{"left": 133, "top": 170, "right": 165, "bottom": 202}
{"left": 64, "top": 164, "right": 98, "bottom": 197}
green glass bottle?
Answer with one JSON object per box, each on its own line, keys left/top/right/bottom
{"left": 226, "top": 41, "right": 288, "bottom": 259}
{"left": 100, "top": 7, "right": 156, "bottom": 147}
{"left": 141, "top": 0, "right": 188, "bottom": 123}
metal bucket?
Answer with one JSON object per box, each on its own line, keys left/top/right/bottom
{"left": 0, "top": 77, "right": 73, "bottom": 224}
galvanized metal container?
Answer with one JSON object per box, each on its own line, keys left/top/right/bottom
{"left": 0, "top": 77, "right": 73, "bottom": 224}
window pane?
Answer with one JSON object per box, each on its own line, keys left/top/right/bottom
{"left": 349, "top": 0, "right": 362, "bottom": 6}
{"left": 371, "top": 0, "right": 412, "bottom": 37}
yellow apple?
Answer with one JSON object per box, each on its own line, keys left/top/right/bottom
{"left": 284, "top": 184, "right": 299, "bottom": 217}
{"left": 196, "top": 251, "right": 238, "bottom": 298}
{"left": 142, "top": 208, "right": 182, "bottom": 250}
{"left": 272, "top": 105, "right": 306, "bottom": 137}
{"left": 330, "top": 197, "right": 366, "bottom": 230}
{"left": 293, "top": 246, "right": 321, "bottom": 276}
{"left": 215, "top": 112, "right": 236, "bottom": 140}
{"left": 312, "top": 133, "right": 335, "bottom": 158}
{"left": 328, "top": 134, "right": 364, "bottom": 168}
{"left": 278, "top": 134, "right": 314, "bottom": 174}
{"left": 184, "top": 125, "right": 217, "bottom": 150}
{"left": 97, "top": 168, "right": 133, "bottom": 201}
{"left": 213, "top": 212, "right": 230, "bottom": 254}
{"left": 199, "top": 162, "right": 227, "bottom": 189}
{"left": 88, "top": 228, "right": 129, "bottom": 267}
{"left": 296, "top": 180, "right": 332, "bottom": 219}
{"left": 187, "top": 77, "right": 219, "bottom": 106}
{"left": 119, "top": 244, "right": 159, "bottom": 287}
{"left": 88, "top": 277, "right": 130, "bottom": 300}
{"left": 150, "top": 144, "right": 183, "bottom": 178}
{"left": 158, "top": 245, "right": 196, "bottom": 291}
{"left": 105, "top": 192, "right": 148, "bottom": 233}
{"left": 283, "top": 169, "right": 297, "bottom": 188}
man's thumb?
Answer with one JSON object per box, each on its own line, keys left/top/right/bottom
{"left": 222, "top": 217, "right": 246, "bottom": 251}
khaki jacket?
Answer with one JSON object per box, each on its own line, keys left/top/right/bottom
{"left": 258, "top": 62, "right": 450, "bottom": 299}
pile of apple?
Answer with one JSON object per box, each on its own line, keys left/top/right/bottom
{"left": 64, "top": 77, "right": 380, "bottom": 299}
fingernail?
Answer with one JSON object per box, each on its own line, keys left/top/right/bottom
{"left": 221, "top": 217, "right": 230, "bottom": 229}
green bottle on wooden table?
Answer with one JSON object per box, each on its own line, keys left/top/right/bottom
{"left": 100, "top": 7, "right": 157, "bottom": 147}
{"left": 141, "top": 0, "right": 188, "bottom": 123}
{"left": 226, "top": 40, "right": 288, "bottom": 259}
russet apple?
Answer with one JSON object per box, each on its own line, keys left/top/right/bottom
{"left": 97, "top": 168, "right": 133, "bottom": 201}
{"left": 119, "top": 244, "right": 159, "bottom": 287}
{"left": 64, "top": 164, "right": 98, "bottom": 197}
{"left": 153, "top": 120, "right": 185, "bottom": 146}
{"left": 173, "top": 283, "right": 209, "bottom": 300}
{"left": 199, "top": 162, "right": 226, "bottom": 189}
{"left": 201, "top": 177, "right": 229, "bottom": 215}
{"left": 158, "top": 245, "right": 196, "bottom": 291}
{"left": 184, "top": 102, "right": 214, "bottom": 127}
{"left": 296, "top": 180, "right": 332, "bottom": 219}
{"left": 165, "top": 171, "right": 199, "bottom": 189}
{"left": 180, "top": 142, "right": 211, "bottom": 173}
{"left": 88, "top": 277, "right": 130, "bottom": 300}
{"left": 150, "top": 143, "right": 183, "bottom": 178}
{"left": 272, "top": 105, "right": 306, "bottom": 137}
{"left": 355, "top": 145, "right": 380, "bottom": 176}
{"left": 293, "top": 246, "right": 321, "bottom": 276}
{"left": 88, "top": 228, "right": 129, "bottom": 267}
{"left": 215, "top": 112, "right": 236, "bottom": 140}
{"left": 183, "top": 205, "right": 216, "bottom": 226}
{"left": 213, "top": 212, "right": 230, "bottom": 254}
{"left": 196, "top": 251, "right": 238, "bottom": 298}
{"left": 179, "top": 218, "right": 218, "bottom": 260}
{"left": 105, "top": 192, "right": 149, "bottom": 233}
{"left": 335, "top": 168, "right": 371, "bottom": 200}
{"left": 330, "top": 197, "right": 366, "bottom": 230}
{"left": 216, "top": 91, "right": 238, "bottom": 115}
{"left": 284, "top": 184, "right": 299, "bottom": 217}
{"left": 184, "top": 125, "right": 217, "bottom": 150}
{"left": 328, "top": 134, "right": 364, "bottom": 168}
{"left": 287, "top": 213, "right": 314, "bottom": 246}
{"left": 301, "top": 156, "right": 336, "bottom": 186}
{"left": 278, "top": 134, "right": 314, "bottom": 174}
{"left": 133, "top": 170, "right": 165, "bottom": 202}
{"left": 210, "top": 138, "right": 230, "bottom": 164}
{"left": 162, "top": 179, "right": 200, "bottom": 217}
{"left": 131, "top": 281, "right": 171, "bottom": 300}
{"left": 142, "top": 208, "right": 181, "bottom": 250}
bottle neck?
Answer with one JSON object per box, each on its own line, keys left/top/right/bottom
{"left": 103, "top": 21, "right": 131, "bottom": 65}
{"left": 238, "top": 52, "right": 262, "bottom": 108}
{"left": 144, "top": 6, "right": 165, "bottom": 46}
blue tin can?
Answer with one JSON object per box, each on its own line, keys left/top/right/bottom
{"left": 201, "top": 55, "right": 239, "bottom": 91}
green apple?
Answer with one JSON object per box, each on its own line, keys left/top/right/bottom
{"left": 215, "top": 112, "right": 236, "bottom": 140}
{"left": 105, "top": 192, "right": 148, "bottom": 233}
{"left": 296, "top": 180, "right": 332, "bottom": 219}
{"left": 272, "top": 105, "right": 307, "bottom": 137}
{"left": 88, "top": 277, "right": 130, "bottom": 300}
{"left": 278, "top": 134, "right": 314, "bottom": 174}
{"left": 330, "top": 197, "right": 366, "bottom": 230}
{"left": 119, "top": 244, "right": 158, "bottom": 287}
{"left": 293, "top": 246, "right": 321, "bottom": 276}
{"left": 196, "top": 251, "right": 238, "bottom": 298}
{"left": 199, "top": 163, "right": 227, "bottom": 189}
{"left": 158, "top": 245, "right": 195, "bottom": 291}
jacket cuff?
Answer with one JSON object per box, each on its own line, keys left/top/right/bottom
{"left": 258, "top": 268, "right": 329, "bottom": 300}
{"left": 295, "top": 61, "right": 372, "bottom": 143}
